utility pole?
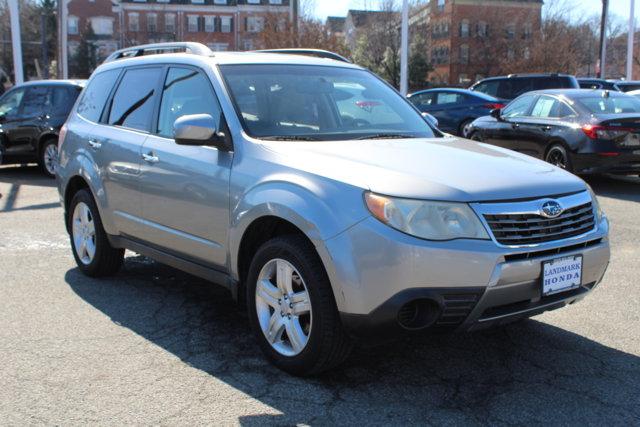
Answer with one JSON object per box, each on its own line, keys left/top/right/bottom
{"left": 8, "top": 0, "right": 23, "bottom": 84}
{"left": 598, "top": 0, "right": 609, "bottom": 79}
{"left": 400, "top": 0, "right": 409, "bottom": 95}
{"left": 628, "top": 0, "right": 636, "bottom": 80}
{"left": 41, "top": 14, "right": 49, "bottom": 79}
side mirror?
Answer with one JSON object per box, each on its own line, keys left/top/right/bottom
{"left": 173, "top": 114, "right": 229, "bottom": 150}
{"left": 490, "top": 108, "right": 503, "bottom": 120}
{"left": 422, "top": 112, "right": 439, "bottom": 128}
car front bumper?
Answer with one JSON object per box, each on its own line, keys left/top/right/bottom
{"left": 322, "top": 214, "right": 610, "bottom": 341}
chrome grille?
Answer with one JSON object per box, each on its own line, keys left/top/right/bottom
{"left": 484, "top": 202, "right": 595, "bottom": 246}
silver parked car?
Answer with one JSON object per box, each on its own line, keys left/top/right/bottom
{"left": 57, "top": 43, "right": 610, "bottom": 376}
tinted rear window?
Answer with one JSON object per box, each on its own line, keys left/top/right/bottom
{"left": 577, "top": 96, "right": 640, "bottom": 114}
{"left": 77, "top": 70, "right": 120, "bottom": 122}
{"left": 51, "top": 87, "right": 80, "bottom": 113}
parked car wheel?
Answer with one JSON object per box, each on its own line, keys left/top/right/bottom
{"left": 68, "top": 189, "right": 124, "bottom": 277}
{"left": 459, "top": 119, "right": 474, "bottom": 138}
{"left": 246, "top": 235, "right": 352, "bottom": 376}
{"left": 545, "top": 144, "right": 573, "bottom": 172}
{"left": 39, "top": 138, "right": 59, "bottom": 178}
{"left": 469, "top": 132, "right": 483, "bottom": 142}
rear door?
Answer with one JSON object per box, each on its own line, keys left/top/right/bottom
{"left": 428, "top": 91, "right": 468, "bottom": 133}
{"left": 521, "top": 95, "right": 578, "bottom": 158}
{"left": 7, "top": 85, "right": 50, "bottom": 156}
{"left": 138, "top": 66, "right": 232, "bottom": 269}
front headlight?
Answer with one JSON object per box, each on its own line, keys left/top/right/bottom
{"left": 586, "top": 185, "right": 604, "bottom": 222}
{"left": 364, "top": 192, "right": 490, "bottom": 241}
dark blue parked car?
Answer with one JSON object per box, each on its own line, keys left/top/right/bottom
{"left": 407, "top": 88, "right": 505, "bottom": 136}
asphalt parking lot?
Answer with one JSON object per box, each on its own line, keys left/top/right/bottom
{"left": 0, "top": 164, "right": 638, "bottom": 425}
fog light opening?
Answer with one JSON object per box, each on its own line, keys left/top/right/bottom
{"left": 397, "top": 299, "right": 441, "bottom": 330}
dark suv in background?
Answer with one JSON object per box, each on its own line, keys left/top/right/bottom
{"left": 470, "top": 73, "right": 579, "bottom": 101}
{"left": 0, "top": 80, "right": 85, "bottom": 177}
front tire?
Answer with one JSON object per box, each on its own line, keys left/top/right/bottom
{"left": 39, "top": 138, "right": 59, "bottom": 178}
{"left": 459, "top": 119, "right": 474, "bottom": 138}
{"left": 68, "top": 189, "right": 124, "bottom": 277}
{"left": 246, "top": 235, "right": 352, "bottom": 376}
{"left": 545, "top": 144, "right": 573, "bottom": 173}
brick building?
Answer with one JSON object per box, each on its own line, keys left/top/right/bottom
{"left": 66, "top": 0, "right": 293, "bottom": 66}
{"left": 428, "top": 0, "right": 543, "bottom": 86}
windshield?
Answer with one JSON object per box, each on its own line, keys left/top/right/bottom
{"left": 577, "top": 95, "right": 640, "bottom": 114}
{"left": 220, "top": 64, "right": 436, "bottom": 140}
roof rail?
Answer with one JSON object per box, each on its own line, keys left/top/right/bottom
{"left": 253, "top": 49, "right": 351, "bottom": 63}
{"left": 104, "top": 42, "right": 213, "bottom": 63}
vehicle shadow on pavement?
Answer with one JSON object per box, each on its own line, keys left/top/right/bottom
{"left": 585, "top": 174, "right": 640, "bottom": 203}
{"left": 64, "top": 256, "right": 640, "bottom": 425}
{"left": 0, "top": 165, "right": 57, "bottom": 212}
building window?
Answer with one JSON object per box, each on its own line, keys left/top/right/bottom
{"left": 91, "top": 17, "right": 113, "bottom": 35}
{"left": 188, "top": 15, "right": 199, "bottom": 33}
{"left": 165, "top": 14, "right": 176, "bottom": 32}
{"left": 269, "top": 0, "right": 283, "bottom": 4}
{"left": 459, "top": 74, "right": 469, "bottom": 85}
{"left": 507, "top": 47, "right": 515, "bottom": 60}
{"left": 460, "top": 19, "right": 469, "bottom": 38}
{"left": 128, "top": 13, "right": 139, "bottom": 32}
{"left": 459, "top": 44, "right": 469, "bottom": 64}
{"left": 476, "top": 21, "right": 487, "bottom": 37}
{"left": 437, "top": 0, "right": 445, "bottom": 12}
{"left": 221, "top": 16, "right": 232, "bottom": 33}
{"left": 213, "top": 0, "right": 227, "bottom": 3}
{"left": 523, "top": 23, "right": 532, "bottom": 39}
{"left": 147, "top": 14, "right": 157, "bottom": 32}
{"left": 247, "top": 0, "right": 260, "bottom": 4}
{"left": 523, "top": 47, "right": 531, "bottom": 59}
{"left": 243, "top": 39, "right": 254, "bottom": 50}
{"left": 247, "top": 16, "right": 264, "bottom": 33}
{"left": 68, "top": 16, "right": 79, "bottom": 35}
{"left": 506, "top": 24, "right": 515, "bottom": 39}
{"left": 205, "top": 16, "right": 216, "bottom": 32}
{"left": 191, "top": 0, "right": 205, "bottom": 4}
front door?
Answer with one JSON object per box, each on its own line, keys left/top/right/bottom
{"left": 138, "top": 66, "right": 232, "bottom": 269}
{"left": 0, "top": 86, "right": 29, "bottom": 157}
{"left": 484, "top": 94, "right": 538, "bottom": 150}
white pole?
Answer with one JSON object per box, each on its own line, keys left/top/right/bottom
{"left": 61, "top": 0, "right": 68, "bottom": 79}
{"left": 400, "top": 0, "right": 409, "bottom": 95}
{"left": 8, "top": 0, "right": 23, "bottom": 84}
{"left": 628, "top": 0, "right": 635, "bottom": 80}
{"left": 599, "top": 0, "right": 608, "bottom": 79}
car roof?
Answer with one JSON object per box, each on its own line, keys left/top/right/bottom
{"left": 525, "top": 88, "right": 631, "bottom": 98}
{"left": 478, "top": 73, "right": 574, "bottom": 82}
{"left": 408, "top": 87, "right": 499, "bottom": 100}
{"left": 94, "top": 51, "right": 363, "bottom": 75}
{"left": 18, "top": 79, "right": 86, "bottom": 87}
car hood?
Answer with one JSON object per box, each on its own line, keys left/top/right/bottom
{"left": 258, "top": 136, "right": 586, "bottom": 202}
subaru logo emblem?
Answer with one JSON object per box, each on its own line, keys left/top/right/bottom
{"left": 541, "top": 200, "right": 563, "bottom": 218}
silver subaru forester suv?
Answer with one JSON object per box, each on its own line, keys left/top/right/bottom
{"left": 57, "top": 43, "right": 610, "bottom": 375}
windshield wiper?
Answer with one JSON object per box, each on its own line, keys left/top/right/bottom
{"left": 261, "top": 135, "right": 320, "bottom": 141}
{"left": 354, "top": 133, "right": 416, "bottom": 140}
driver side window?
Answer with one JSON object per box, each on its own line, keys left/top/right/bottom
{"left": 502, "top": 94, "right": 536, "bottom": 119}
{"left": 0, "top": 88, "right": 26, "bottom": 119}
{"left": 156, "top": 67, "right": 222, "bottom": 139}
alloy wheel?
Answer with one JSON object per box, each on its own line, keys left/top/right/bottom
{"left": 547, "top": 148, "right": 567, "bottom": 169}
{"left": 255, "top": 258, "right": 312, "bottom": 357}
{"left": 72, "top": 202, "right": 96, "bottom": 265}
{"left": 43, "top": 143, "right": 58, "bottom": 176}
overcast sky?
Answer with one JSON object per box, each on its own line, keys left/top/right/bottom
{"left": 311, "top": 0, "right": 632, "bottom": 24}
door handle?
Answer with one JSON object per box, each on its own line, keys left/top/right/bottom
{"left": 541, "top": 126, "right": 551, "bottom": 131}
{"left": 142, "top": 152, "right": 159, "bottom": 163}
{"left": 511, "top": 123, "right": 520, "bottom": 129}
{"left": 88, "top": 139, "right": 102, "bottom": 149}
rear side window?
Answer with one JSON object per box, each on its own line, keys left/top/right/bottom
{"left": 502, "top": 94, "right": 536, "bottom": 118}
{"left": 77, "top": 70, "right": 120, "bottom": 122}
{"left": 499, "top": 79, "right": 532, "bottom": 99}
{"left": 51, "top": 87, "right": 80, "bottom": 114}
{"left": 436, "top": 92, "right": 465, "bottom": 105}
{"left": 108, "top": 67, "right": 162, "bottom": 131}
{"left": 21, "top": 86, "right": 49, "bottom": 117}
{"left": 156, "top": 67, "right": 222, "bottom": 138}
{"left": 533, "top": 77, "right": 575, "bottom": 90}
{"left": 530, "top": 95, "right": 576, "bottom": 118}
{"left": 409, "top": 92, "right": 434, "bottom": 107}
{"left": 473, "top": 80, "right": 499, "bottom": 97}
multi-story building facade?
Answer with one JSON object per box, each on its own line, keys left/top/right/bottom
{"left": 66, "top": 0, "right": 294, "bottom": 70}
{"left": 427, "top": 0, "right": 542, "bottom": 86}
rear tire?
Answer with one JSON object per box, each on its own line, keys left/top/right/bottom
{"left": 39, "top": 138, "right": 58, "bottom": 178}
{"left": 68, "top": 189, "right": 124, "bottom": 277}
{"left": 469, "top": 132, "right": 483, "bottom": 142}
{"left": 545, "top": 144, "right": 573, "bottom": 173}
{"left": 459, "top": 119, "right": 474, "bottom": 138}
{"left": 246, "top": 235, "right": 352, "bottom": 376}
